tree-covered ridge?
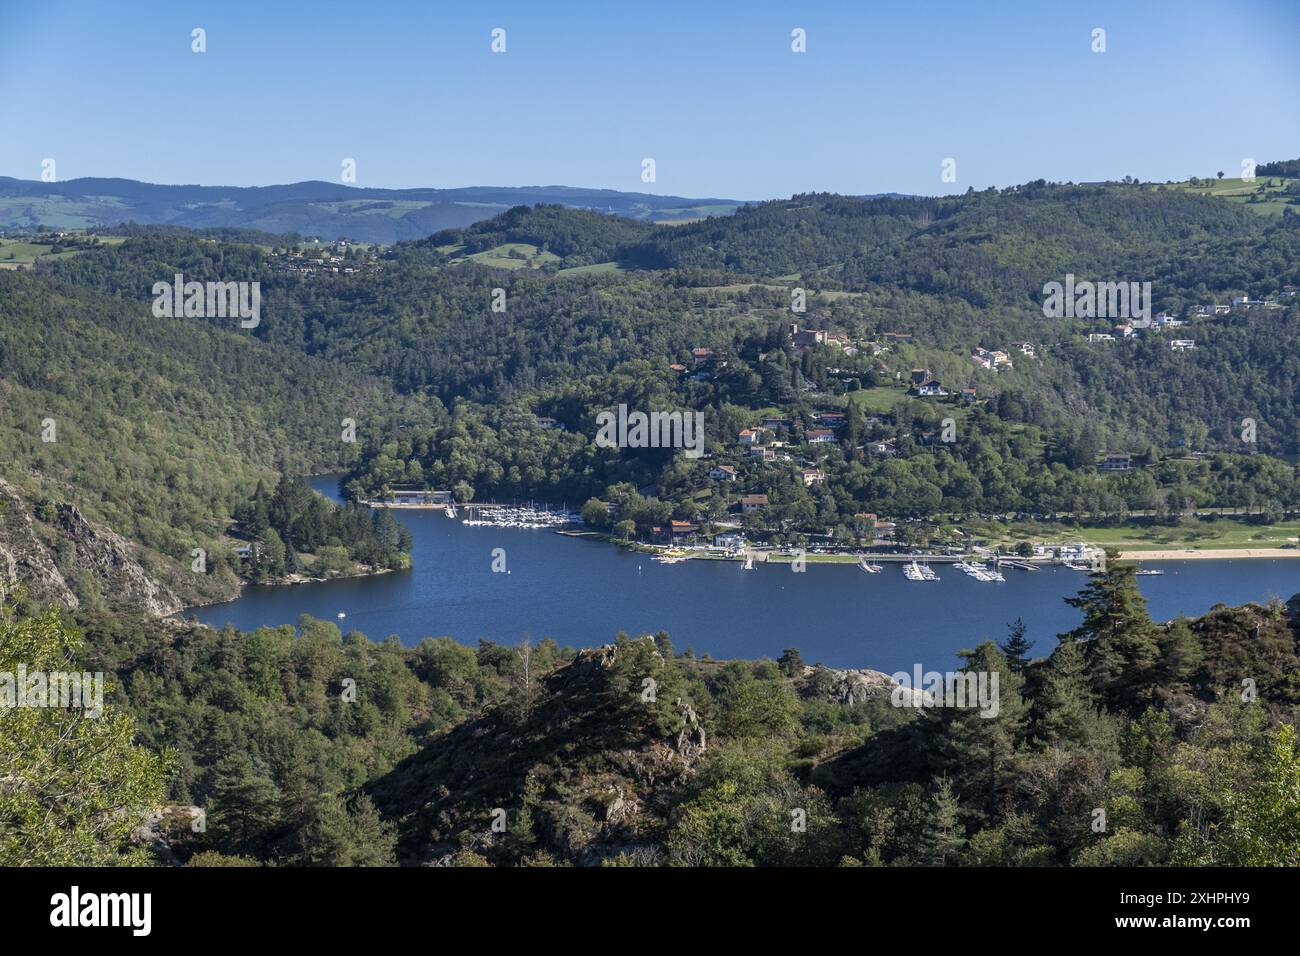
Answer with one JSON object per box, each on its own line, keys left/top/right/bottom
{"left": 15, "top": 572, "right": 1299, "bottom": 866}
{"left": 0, "top": 266, "right": 432, "bottom": 606}
{"left": 8, "top": 168, "right": 1300, "bottom": 605}
{"left": 21, "top": 182, "right": 1299, "bottom": 552}
{"left": 421, "top": 203, "right": 657, "bottom": 268}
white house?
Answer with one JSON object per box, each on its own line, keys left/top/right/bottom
{"left": 714, "top": 532, "right": 745, "bottom": 552}
{"left": 911, "top": 380, "right": 948, "bottom": 397}
{"left": 1170, "top": 339, "right": 1196, "bottom": 351}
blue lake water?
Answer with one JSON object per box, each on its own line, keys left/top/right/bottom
{"left": 188, "top": 476, "right": 1300, "bottom": 671}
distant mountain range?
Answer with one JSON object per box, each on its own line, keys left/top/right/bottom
{"left": 0, "top": 177, "right": 746, "bottom": 243}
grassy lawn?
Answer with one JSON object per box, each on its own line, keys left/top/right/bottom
{"left": 993, "top": 516, "right": 1300, "bottom": 552}
{"left": 0, "top": 240, "right": 51, "bottom": 264}
{"left": 847, "top": 386, "right": 907, "bottom": 414}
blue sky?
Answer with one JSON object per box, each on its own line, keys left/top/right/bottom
{"left": 1, "top": 0, "right": 1297, "bottom": 199}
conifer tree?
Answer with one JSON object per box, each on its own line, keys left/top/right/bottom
{"left": 1000, "top": 618, "right": 1033, "bottom": 672}
{"left": 1065, "top": 563, "right": 1159, "bottom": 708}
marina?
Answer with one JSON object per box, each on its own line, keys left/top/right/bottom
{"left": 903, "top": 560, "right": 940, "bottom": 581}
{"left": 459, "top": 505, "right": 580, "bottom": 529}
{"left": 189, "top": 476, "right": 1300, "bottom": 672}
{"left": 954, "top": 562, "right": 1006, "bottom": 582}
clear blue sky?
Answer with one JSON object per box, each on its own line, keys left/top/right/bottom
{"left": 2, "top": 0, "right": 1297, "bottom": 199}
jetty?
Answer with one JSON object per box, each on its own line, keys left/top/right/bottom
{"left": 903, "top": 560, "right": 939, "bottom": 581}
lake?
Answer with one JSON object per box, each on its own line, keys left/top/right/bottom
{"left": 188, "top": 476, "right": 1300, "bottom": 671}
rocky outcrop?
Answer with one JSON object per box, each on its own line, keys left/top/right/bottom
{"left": 0, "top": 479, "right": 78, "bottom": 609}
{"left": 51, "top": 501, "right": 181, "bottom": 616}
{"left": 804, "top": 664, "right": 931, "bottom": 708}
{"left": 0, "top": 477, "right": 180, "bottom": 616}
{"left": 369, "top": 635, "right": 706, "bottom": 865}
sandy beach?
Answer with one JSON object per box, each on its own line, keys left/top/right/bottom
{"left": 1118, "top": 548, "right": 1300, "bottom": 561}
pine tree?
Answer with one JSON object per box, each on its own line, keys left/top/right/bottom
{"left": 208, "top": 754, "right": 282, "bottom": 859}
{"left": 1032, "top": 635, "right": 1101, "bottom": 748}
{"left": 931, "top": 641, "right": 1026, "bottom": 820}
{"left": 1065, "top": 564, "right": 1160, "bottom": 708}
{"left": 1000, "top": 618, "right": 1033, "bottom": 672}
{"left": 1152, "top": 616, "right": 1204, "bottom": 689}
{"left": 920, "top": 776, "right": 966, "bottom": 866}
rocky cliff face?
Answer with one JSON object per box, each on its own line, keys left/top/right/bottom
{"left": 0, "top": 479, "right": 77, "bottom": 609}
{"left": 0, "top": 478, "right": 180, "bottom": 616}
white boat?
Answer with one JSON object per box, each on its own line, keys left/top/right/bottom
{"left": 742, "top": 552, "right": 755, "bottom": 570}
{"left": 459, "top": 505, "right": 578, "bottom": 529}
{"left": 904, "top": 560, "right": 937, "bottom": 581}
{"left": 858, "top": 557, "right": 882, "bottom": 574}
{"left": 1135, "top": 568, "right": 1164, "bottom": 576}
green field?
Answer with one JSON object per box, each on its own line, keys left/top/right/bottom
{"left": 847, "top": 386, "right": 907, "bottom": 414}
{"left": 451, "top": 242, "right": 561, "bottom": 270}
{"left": 1163, "top": 175, "right": 1296, "bottom": 216}
{"left": 0, "top": 235, "right": 123, "bottom": 268}
{"left": 312, "top": 198, "right": 434, "bottom": 219}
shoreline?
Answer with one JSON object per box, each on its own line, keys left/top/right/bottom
{"left": 1115, "top": 548, "right": 1300, "bottom": 561}
{"left": 177, "top": 565, "right": 397, "bottom": 614}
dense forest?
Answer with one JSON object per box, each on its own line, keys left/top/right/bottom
{"left": 3, "top": 166, "right": 1300, "bottom": 868}
{"left": 4, "top": 569, "right": 1299, "bottom": 866}
{"left": 232, "top": 475, "right": 413, "bottom": 582}
{"left": 12, "top": 174, "right": 1297, "bottom": 558}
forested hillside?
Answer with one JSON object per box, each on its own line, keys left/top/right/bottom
{"left": 3, "top": 165, "right": 1300, "bottom": 869}
{"left": 5, "top": 573, "right": 1298, "bottom": 866}
{"left": 0, "top": 266, "right": 432, "bottom": 607}
{"left": 8, "top": 170, "right": 1298, "bottom": 565}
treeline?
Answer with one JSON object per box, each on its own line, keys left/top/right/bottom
{"left": 345, "top": 355, "right": 1299, "bottom": 541}
{"left": 17, "top": 181, "right": 1300, "bottom": 573}
{"left": 1257, "top": 159, "right": 1300, "bottom": 178}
